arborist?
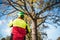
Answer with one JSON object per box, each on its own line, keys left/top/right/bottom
{"left": 8, "top": 12, "right": 30, "bottom": 40}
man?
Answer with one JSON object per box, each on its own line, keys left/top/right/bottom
{"left": 8, "top": 12, "right": 30, "bottom": 40}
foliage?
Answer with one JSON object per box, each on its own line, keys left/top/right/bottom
{"left": 0, "top": 0, "right": 60, "bottom": 40}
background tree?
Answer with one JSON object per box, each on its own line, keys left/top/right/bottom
{"left": 1, "top": 38, "right": 6, "bottom": 40}
{"left": 6, "top": 36, "right": 10, "bottom": 40}
{"left": 57, "top": 37, "right": 60, "bottom": 40}
{"left": 6, "top": 0, "right": 60, "bottom": 40}
{"left": 0, "top": 0, "right": 60, "bottom": 40}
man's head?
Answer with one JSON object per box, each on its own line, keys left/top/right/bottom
{"left": 18, "top": 12, "right": 24, "bottom": 19}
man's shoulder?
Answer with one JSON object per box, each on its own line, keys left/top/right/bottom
{"left": 14, "top": 18, "right": 26, "bottom": 22}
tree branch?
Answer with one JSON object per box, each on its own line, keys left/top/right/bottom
{"left": 23, "top": 0, "right": 34, "bottom": 20}
{"left": 26, "top": 0, "right": 35, "bottom": 13}
{"left": 7, "top": 0, "right": 25, "bottom": 12}
{"left": 7, "top": 0, "right": 34, "bottom": 19}
{"left": 37, "top": 13, "right": 53, "bottom": 27}
{"left": 37, "top": 13, "right": 49, "bottom": 19}
{"left": 37, "top": 2, "right": 60, "bottom": 15}
{"left": 37, "top": 18, "right": 46, "bottom": 27}
{"left": 19, "top": 0, "right": 24, "bottom": 3}
{"left": 31, "top": 0, "right": 35, "bottom": 13}
{"left": 0, "top": 10, "right": 17, "bottom": 17}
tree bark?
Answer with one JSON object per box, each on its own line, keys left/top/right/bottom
{"left": 32, "top": 19, "right": 37, "bottom": 40}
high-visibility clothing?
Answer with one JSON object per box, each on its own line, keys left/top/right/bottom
{"left": 8, "top": 18, "right": 30, "bottom": 40}
{"left": 8, "top": 18, "right": 30, "bottom": 33}
{"left": 12, "top": 27, "right": 26, "bottom": 40}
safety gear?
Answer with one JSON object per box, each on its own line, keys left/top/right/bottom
{"left": 12, "top": 27, "right": 26, "bottom": 40}
{"left": 8, "top": 18, "right": 30, "bottom": 40}
{"left": 13, "top": 18, "right": 26, "bottom": 28}
{"left": 18, "top": 12, "right": 24, "bottom": 18}
{"left": 8, "top": 18, "right": 30, "bottom": 33}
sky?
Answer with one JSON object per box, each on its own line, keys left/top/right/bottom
{"left": 0, "top": 16, "right": 11, "bottom": 37}
{"left": 41, "top": 7, "right": 60, "bottom": 40}
{"left": 0, "top": 0, "right": 60, "bottom": 40}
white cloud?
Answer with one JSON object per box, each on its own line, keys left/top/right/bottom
{"left": 4, "top": 28, "right": 12, "bottom": 36}
{"left": 0, "top": 21, "right": 2, "bottom": 25}
{"left": 0, "top": 20, "right": 5, "bottom": 25}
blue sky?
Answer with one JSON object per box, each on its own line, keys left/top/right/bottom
{"left": 0, "top": 0, "right": 60, "bottom": 40}
{"left": 0, "top": 7, "right": 60, "bottom": 40}
{"left": 40, "top": 7, "right": 60, "bottom": 40}
{"left": 0, "top": 16, "right": 11, "bottom": 37}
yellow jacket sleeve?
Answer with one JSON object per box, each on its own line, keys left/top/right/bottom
{"left": 8, "top": 20, "right": 13, "bottom": 27}
{"left": 26, "top": 24, "right": 31, "bottom": 33}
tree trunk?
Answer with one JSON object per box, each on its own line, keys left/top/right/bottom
{"left": 32, "top": 19, "right": 37, "bottom": 40}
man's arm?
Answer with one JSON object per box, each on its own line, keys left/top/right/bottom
{"left": 8, "top": 20, "right": 13, "bottom": 27}
{"left": 26, "top": 24, "right": 31, "bottom": 33}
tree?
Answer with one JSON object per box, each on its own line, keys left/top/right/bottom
{"left": 6, "top": 36, "right": 10, "bottom": 40}
{"left": 1, "top": 38, "right": 6, "bottom": 40}
{"left": 7, "top": 0, "right": 60, "bottom": 40}
{"left": 57, "top": 37, "right": 60, "bottom": 40}
{"left": 0, "top": 0, "right": 60, "bottom": 40}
